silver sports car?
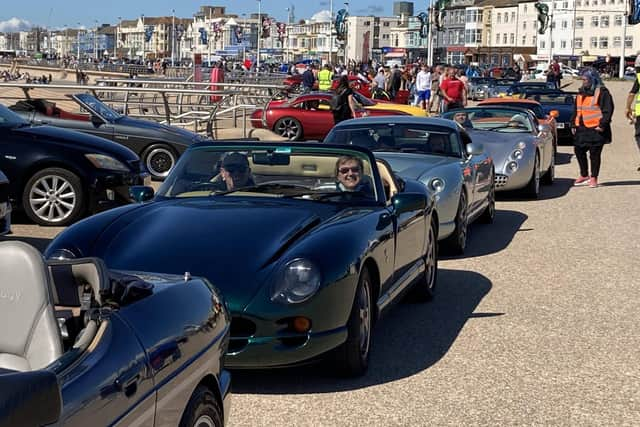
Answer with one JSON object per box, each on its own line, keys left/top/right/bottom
{"left": 324, "top": 116, "right": 495, "bottom": 255}
{"left": 442, "top": 106, "right": 555, "bottom": 198}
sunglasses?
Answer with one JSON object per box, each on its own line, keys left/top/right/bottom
{"left": 225, "top": 165, "right": 248, "bottom": 174}
{"left": 339, "top": 166, "right": 361, "bottom": 174}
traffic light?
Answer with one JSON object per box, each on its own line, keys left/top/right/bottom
{"left": 629, "top": 0, "right": 640, "bottom": 25}
{"left": 435, "top": 0, "right": 450, "bottom": 32}
{"left": 417, "top": 12, "right": 428, "bottom": 38}
{"left": 535, "top": 2, "right": 550, "bottom": 34}
{"left": 335, "top": 9, "right": 348, "bottom": 41}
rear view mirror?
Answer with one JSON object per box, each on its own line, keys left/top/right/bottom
{"left": 252, "top": 152, "right": 291, "bottom": 166}
{"left": 129, "top": 185, "right": 155, "bottom": 202}
{"left": 0, "top": 369, "right": 62, "bottom": 426}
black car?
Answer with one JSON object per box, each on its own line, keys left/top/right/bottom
{"left": 522, "top": 89, "right": 576, "bottom": 143}
{"left": 0, "top": 104, "right": 147, "bottom": 226}
{"left": 0, "top": 169, "right": 10, "bottom": 235}
{"left": 507, "top": 81, "right": 555, "bottom": 96}
{"left": 9, "top": 93, "right": 203, "bottom": 179}
{"left": 0, "top": 241, "right": 231, "bottom": 426}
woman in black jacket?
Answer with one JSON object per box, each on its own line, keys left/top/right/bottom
{"left": 571, "top": 68, "right": 614, "bottom": 188}
{"left": 331, "top": 76, "right": 358, "bottom": 124}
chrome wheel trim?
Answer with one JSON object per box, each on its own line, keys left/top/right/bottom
{"left": 276, "top": 118, "right": 299, "bottom": 139}
{"left": 29, "top": 175, "right": 76, "bottom": 223}
{"left": 146, "top": 147, "right": 175, "bottom": 178}
{"left": 193, "top": 415, "right": 214, "bottom": 427}
{"left": 425, "top": 224, "right": 437, "bottom": 290}
{"left": 358, "top": 278, "right": 372, "bottom": 359}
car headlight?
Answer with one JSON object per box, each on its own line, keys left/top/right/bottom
{"left": 85, "top": 154, "right": 130, "bottom": 172}
{"left": 511, "top": 149, "right": 524, "bottom": 160}
{"left": 271, "top": 258, "right": 321, "bottom": 304}
{"left": 429, "top": 177, "right": 445, "bottom": 193}
{"left": 48, "top": 248, "right": 77, "bottom": 260}
{"left": 506, "top": 161, "right": 519, "bottom": 173}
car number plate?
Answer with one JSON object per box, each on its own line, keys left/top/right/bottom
{"left": 556, "top": 122, "right": 565, "bottom": 128}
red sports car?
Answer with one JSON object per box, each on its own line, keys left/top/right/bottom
{"left": 283, "top": 75, "right": 410, "bottom": 104}
{"left": 251, "top": 92, "right": 424, "bottom": 140}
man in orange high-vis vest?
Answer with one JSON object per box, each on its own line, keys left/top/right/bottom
{"left": 571, "top": 68, "right": 614, "bottom": 188}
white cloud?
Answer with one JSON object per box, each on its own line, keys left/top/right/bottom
{"left": 0, "top": 18, "right": 32, "bottom": 32}
{"left": 310, "top": 10, "right": 331, "bottom": 22}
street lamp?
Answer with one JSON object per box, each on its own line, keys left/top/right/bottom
{"left": 172, "top": 9, "right": 176, "bottom": 66}
{"left": 117, "top": 16, "right": 122, "bottom": 59}
{"left": 141, "top": 14, "right": 145, "bottom": 60}
{"left": 257, "top": 0, "right": 262, "bottom": 70}
{"left": 343, "top": 2, "right": 349, "bottom": 66}
{"left": 77, "top": 22, "right": 81, "bottom": 60}
{"left": 328, "top": 0, "right": 334, "bottom": 65}
{"left": 94, "top": 20, "right": 98, "bottom": 60}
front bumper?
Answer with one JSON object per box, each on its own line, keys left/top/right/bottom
{"left": 89, "top": 170, "right": 151, "bottom": 214}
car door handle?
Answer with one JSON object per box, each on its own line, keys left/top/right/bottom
{"left": 115, "top": 373, "right": 140, "bottom": 397}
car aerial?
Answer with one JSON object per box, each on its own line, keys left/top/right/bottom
{"left": 45, "top": 141, "right": 439, "bottom": 377}
{"left": 442, "top": 106, "right": 555, "bottom": 198}
{"left": 478, "top": 97, "right": 559, "bottom": 154}
{"left": 251, "top": 91, "right": 426, "bottom": 140}
{"left": 0, "top": 169, "right": 10, "bottom": 235}
{"left": 0, "top": 241, "right": 231, "bottom": 426}
{"left": 9, "top": 93, "right": 204, "bottom": 179}
{"left": 0, "top": 104, "right": 148, "bottom": 226}
{"left": 324, "top": 116, "right": 495, "bottom": 255}
{"left": 521, "top": 89, "right": 576, "bottom": 143}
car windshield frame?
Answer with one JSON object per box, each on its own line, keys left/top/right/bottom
{"left": 325, "top": 123, "right": 463, "bottom": 158}
{"left": 482, "top": 101, "right": 545, "bottom": 119}
{"left": 73, "top": 93, "right": 122, "bottom": 122}
{"left": 155, "top": 144, "right": 385, "bottom": 204}
{"left": 442, "top": 108, "right": 535, "bottom": 134}
{"left": 0, "top": 104, "right": 31, "bottom": 128}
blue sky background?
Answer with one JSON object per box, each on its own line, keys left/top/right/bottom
{"left": 0, "top": 1, "right": 415, "bottom": 30}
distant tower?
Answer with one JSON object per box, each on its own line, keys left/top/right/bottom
{"left": 393, "top": 1, "right": 414, "bottom": 17}
{"left": 288, "top": 5, "right": 295, "bottom": 24}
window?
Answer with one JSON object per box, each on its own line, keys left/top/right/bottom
{"left": 591, "top": 16, "right": 599, "bottom": 27}
{"left": 522, "top": 35, "right": 526, "bottom": 45}
{"left": 497, "top": 13, "right": 501, "bottom": 24}
{"left": 364, "top": 21, "right": 370, "bottom": 26}
{"left": 613, "top": 36, "right": 621, "bottom": 47}
{"left": 626, "top": 35, "right": 633, "bottom": 48}
{"left": 585, "top": 0, "right": 589, "bottom": 5}
{"left": 561, "top": 40, "right": 567, "bottom": 48}
{"left": 576, "top": 17, "right": 584, "bottom": 28}
{"left": 576, "top": 0, "right": 582, "bottom": 5}
{"left": 599, "top": 37, "right": 608, "bottom": 48}
{"left": 615, "top": 15, "right": 623, "bottom": 26}
{"left": 590, "top": 36, "right": 598, "bottom": 48}
{"left": 505, "top": 12, "right": 509, "bottom": 23}
{"left": 600, "top": 0, "right": 605, "bottom": 4}
{"left": 575, "top": 37, "right": 583, "bottom": 48}
{"left": 540, "top": 40, "right": 546, "bottom": 48}
{"left": 523, "top": 20, "right": 527, "bottom": 30}
{"left": 562, "top": 20, "right": 568, "bottom": 29}
{"left": 563, "top": 1, "right": 569, "bottom": 7}
{"left": 383, "top": 22, "right": 390, "bottom": 27}
{"left": 511, "top": 12, "right": 516, "bottom": 21}
{"left": 601, "top": 16, "right": 609, "bottom": 27}
{"left": 496, "top": 33, "right": 500, "bottom": 43}
{"left": 533, "top": 35, "right": 537, "bottom": 44}
{"left": 510, "top": 33, "right": 515, "bottom": 44}
{"left": 503, "top": 33, "right": 507, "bottom": 43}
{"left": 524, "top": 5, "right": 528, "bottom": 13}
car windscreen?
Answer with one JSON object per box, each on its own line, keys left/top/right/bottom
{"left": 156, "top": 146, "right": 379, "bottom": 201}
{"left": 483, "top": 102, "right": 544, "bottom": 118}
{"left": 74, "top": 94, "right": 121, "bottom": 122}
{"left": 325, "top": 123, "right": 461, "bottom": 157}
{"left": 524, "top": 93, "right": 575, "bottom": 104}
{"left": 442, "top": 109, "right": 533, "bottom": 133}
{"left": 0, "top": 104, "right": 30, "bottom": 128}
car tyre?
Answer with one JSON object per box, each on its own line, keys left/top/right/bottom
{"left": 142, "top": 144, "right": 177, "bottom": 180}
{"left": 524, "top": 154, "right": 541, "bottom": 198}
{"left": 274, "top": 117, "right": 303, "bottom": 140}
{"left": 411, "top": 218, "right": 439, "bottom": 301}
{"left": 179, "top": 385, "right": 223, "bottom": 427}
{"left": 334, "top": 268, "right": 372, "bottom": 377}
{"left": 478, "top": 178, "right": 496, "bottom": 224}
{"left": 542, "top": 153, "right": 555, "bottom": 185}
{"left": 22, "top": 167, "right": 85, "bottom": 226}
{"left": 442, "top": 192, "right": 468, "bottom": 255}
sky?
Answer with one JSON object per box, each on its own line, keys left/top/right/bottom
{"left": 0, "top": 0, "right": 408, "bottom": 31}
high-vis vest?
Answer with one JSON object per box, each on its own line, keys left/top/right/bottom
{"left": 635, "top": 73, "right": 640, "bottom": 116}
{"left": 318, "top": 69, "right": 333, "bottom": 91}
{"left": 574, "top": 88, "right": 603, "bottom": 128}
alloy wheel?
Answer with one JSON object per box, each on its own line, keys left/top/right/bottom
{"left": 193, "top": 415, "right": 215, "bottom": 427}
{"left": 358, "top": 278, "right": 372, "bottom": 359}
{"left": 146, "top": 147, "right": 176, "bottom": 178}
{"left": 425, "top": 223, "right": 437, "bottom": 291}
{"left": 276, "top": 119, "right": 300, "bottom": 139}
{"left": 29, "top": 175, "right": 77, "bottom": 223}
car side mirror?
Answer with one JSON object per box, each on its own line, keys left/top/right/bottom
{"left": 91, "top": 115, "right": 104, "bottom": 127}
{"left": 391, "top": 192, "right": 427, "bottom": 215}
{"left": 129, "top": 185, "right": 154, "bottom": 202}
{"left": 466, "top": 142, "right": 484, "bottom": 157}
{"left": 549, "top": 110, "right": 560, "bottom": 118}
{"left": 0, "top": 369, "right": 61, "bottom": 426}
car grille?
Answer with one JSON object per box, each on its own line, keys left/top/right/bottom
{"left": 495, "top": 174, "right": 509, "bottom": 188}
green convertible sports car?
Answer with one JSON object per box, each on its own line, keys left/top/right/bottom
{"left": 45, "top": 142, "right": 439, "bottom": 376}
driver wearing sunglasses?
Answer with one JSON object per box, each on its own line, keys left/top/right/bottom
{"left": 212, "top": 152, "right": 255, "bottom": 191}
{"left": 334, "top": 155, "right": 371, "bottom": 194}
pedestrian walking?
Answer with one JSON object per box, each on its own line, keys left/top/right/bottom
{"left": 330, "top": 75, "right": 358, "bottom": 125}
{"left": 301, "top": 64, "right": 316, "bottom": 93}
{"left": 318, "top": 64, "right": 333, "bottom": 91}
{"left": 415, "top": 64, "right": 431, "bottom": 110}
{"left": 439, "top": 68, "right": 467, "bottom": 112}
{"left": 571, "top": 68, "right": 614, "bottom": 188}
{"left": 624, "top": 56, "right": 640, "bottom": 171}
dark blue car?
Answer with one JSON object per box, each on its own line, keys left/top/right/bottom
{"left": 522, "top": 90, "right": 576, "bottom": 143}
{"left": 0, "top": 241, "right": 231, "bottom": 426}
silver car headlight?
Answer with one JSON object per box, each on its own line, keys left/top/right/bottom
{"left": 511, "top": 149, "right": 524, "bottom": 160}
{"left": 271, "top": 258, "right": 321, "bottom": 304}
{"left": 429, "top": 177, "right": 445, "bottom": 193}
{"left": 85, "top": 154, "right": 130, "bottom": 172}
{"left": 506, "top": 161, "right": 519, "bottom": 173}
{"left": 48, "top": 248, "right": 77, "bottom": 260}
